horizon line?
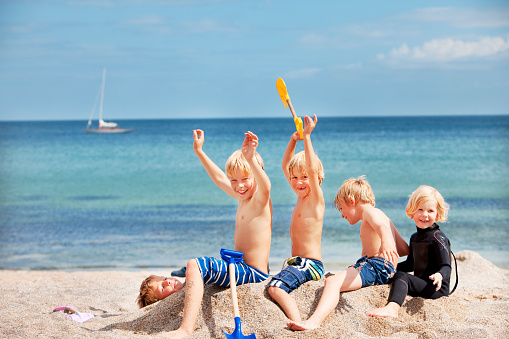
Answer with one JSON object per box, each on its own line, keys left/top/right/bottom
{"left": 1, "top": 113, "right": 508, "bottom": 123}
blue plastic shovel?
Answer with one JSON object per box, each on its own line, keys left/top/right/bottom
{"left": 220, "top": 248, "right": 256, "bottom": 339}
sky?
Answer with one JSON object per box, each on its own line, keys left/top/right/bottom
{"left": 0, "top": 0, "right": 508, "bottom": 121}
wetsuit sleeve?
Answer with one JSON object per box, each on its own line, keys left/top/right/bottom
{"left": 432, "top": 231, "right": 451, "bottom": 280}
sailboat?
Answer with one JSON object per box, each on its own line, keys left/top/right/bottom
{"left": 84, "top": 68, "right": 135, "bottom": 134}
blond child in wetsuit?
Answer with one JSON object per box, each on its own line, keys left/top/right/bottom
{"left": 366, "top": 185, "right": 452, "bottom": 318}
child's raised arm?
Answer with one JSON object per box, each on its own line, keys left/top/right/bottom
{"left": 243, "top": 131, "right": 271, "bottom": 203}
{"left": 303, "top": 114, "right": 323, "bottom": 198}
{"left": 282, "top": 131, "right": 300, "bottom": 185}
{"left": 193, "top": 129, "right": 237, "bottom": 199}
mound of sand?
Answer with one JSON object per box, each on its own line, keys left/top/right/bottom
{"left": 1, "top": 250, "right": 508, "bottom": 338}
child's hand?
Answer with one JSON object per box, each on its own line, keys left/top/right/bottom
{"left": 378, "top": 248, "right": 399, "bottom": 265}
{"left": 303, "top": 114, "right": 317, "bottom": 136}
{"left": 291, "top": 131, "right": 300, "bottom": 141}
{"left": 193, "top": 129, "right": 204, "bottom": 151}
{"left": 429, "top": 272, "right": 443, "bottom": 291}
{"left": 242, "top": 131, "right": 259, "bottom": 160}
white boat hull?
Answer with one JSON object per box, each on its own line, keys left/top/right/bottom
{"left": 83, "top": 127, "right": 135, "bottom": 134}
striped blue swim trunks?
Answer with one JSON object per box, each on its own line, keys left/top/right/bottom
{"left": 195, "top": 256, "right": 269, "bottom": 287}
{"left": 269, "top": 256, "right": 324, "bottom": 293}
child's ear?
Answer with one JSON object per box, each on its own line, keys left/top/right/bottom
{"left": 348, "top": 196, "right": 357, "bottom": 206}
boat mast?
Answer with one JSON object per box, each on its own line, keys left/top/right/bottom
{"left": 99, "top": 67, "right": 106, "bottom": 123}
{"left": 86, "top": 78, "right": 101, "bottom": 129}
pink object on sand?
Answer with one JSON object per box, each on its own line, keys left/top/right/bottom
{"left": 53, "top": 306, "right": 74, "bottom": 312}
{"left": 67, "top": 311, "right": 94, "bottom": 323}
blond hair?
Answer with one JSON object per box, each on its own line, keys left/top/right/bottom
{"left": 288, "top": 151, "right": 324, "bottom": 185}
{"left": 333, "top": 175, "right": 375, "bottom": 210}
{"left": 137, "top": 275, "right": 159, "bottom": 308}
{"left": 225, "top": 149, "right": 264, "bottom": 178}
{"left": 406, "top": 185, "right": 449, "bottom": 222}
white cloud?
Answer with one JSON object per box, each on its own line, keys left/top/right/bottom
{"left": 182, "top": 19, "right": 238, "bottom": 33}
{"left": 298, "top": 33, "right": 329, "bottom": 48}
{"left": 284, "top": 68, "right": 321, "bottom": 79}
{"left": 70, "top": 0, "right": 232, "bottom": 7}
{"left": 119, "top": 15, "right": 171, "bottom": 34}
{"left": 334, "top": 62, "right": 362, "bottom": 70}
{"left": 122, "top": 15, "right": 166, "bottom": 26}
{"left": 407, "top": 7, "right": 509, "bottom": 28}
{"left": 2, "top": 23, "right": 46, "bottom": 34}
{"left": 378, "top": 36, "right": 509, "bottom": 64}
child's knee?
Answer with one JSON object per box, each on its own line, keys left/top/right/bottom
{"left": 186, "top": 259, "right": 200, "bottom": 276}
{"left": 268, "top": 285, "right": 281, "bottom": 298}
{"left": 324, "top": 273, "right": 342, "bottom": 288}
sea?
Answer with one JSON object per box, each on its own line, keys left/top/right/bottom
{"left": 1, "top": 116, "right": 508, "bottom": 271}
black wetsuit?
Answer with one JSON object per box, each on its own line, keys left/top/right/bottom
{"left": 389, "top": 223, "right": 451, "bottom": 306}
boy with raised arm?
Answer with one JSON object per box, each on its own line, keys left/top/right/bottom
{"left": 268, "top": 114, "right": 325, "bottom": 322}
{"left": 287, "top": 176, "right": 409, "bottom": 331}
{"left": 165, "top": 130, "right": 272, "bottom": 338}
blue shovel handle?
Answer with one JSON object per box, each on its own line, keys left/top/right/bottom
{"left": 220, "top": 249, "right": 256, "bottom": 339}
{"left": 220, "top": 248, "right": 243, "bottom": 264}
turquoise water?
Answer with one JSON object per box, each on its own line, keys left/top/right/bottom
{"left": 1, "top": 116, "right": 508, "bottom": 270}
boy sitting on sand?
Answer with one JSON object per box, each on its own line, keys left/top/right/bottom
{"left": 268, "top": 114, "right": 325, "bottom": 322}
{"left": 137, "top": 130, "right": 272, "bottom": 338}
{"left": 366, "top": 185, "right": 452, "bottom": 318}
{"left": 288, "top": 176, "right": 409, "bottom": 331}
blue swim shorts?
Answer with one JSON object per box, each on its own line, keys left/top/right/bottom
{"left": 269, "top": 256, "right": 325, "bottom": 293}
{"left": 195, "top": 256, "right": 269, "bottom": 287}
{"left": 349, "top": 255, "right": 396, "bottom": 288}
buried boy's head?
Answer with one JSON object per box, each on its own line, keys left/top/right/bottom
{"left": 137, "top": 275, "right": 184, "bottom": 308}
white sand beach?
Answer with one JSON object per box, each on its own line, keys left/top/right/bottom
{"left": 1, "top": 250, "right": 508, "bottom": 338}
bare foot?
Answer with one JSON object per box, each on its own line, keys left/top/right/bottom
{"left": 287, "top": 320, "right": 319, "bottom": 331}
{"left": 366, "top": 302, "right": 400, "bottom": 318}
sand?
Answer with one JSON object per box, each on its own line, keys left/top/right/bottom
{"left": 1, "top": 250, "right": 508, "bottom": 338}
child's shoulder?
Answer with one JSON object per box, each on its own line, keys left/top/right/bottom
{"left": 432, "top": 228, "right": 450, "bottom": 244}
{"left": 362, "top": 204, "right": 386, "bottom": 217}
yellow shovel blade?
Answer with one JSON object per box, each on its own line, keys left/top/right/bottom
{"left": 276, "top": 78, "right": 290, "bottom": 109}
{"left": 276, "top": 78, "right": 303, "bottom": 139}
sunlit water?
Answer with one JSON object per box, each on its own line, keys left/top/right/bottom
{"left": 1, "top": 116, "right": 508, "bottom": 270}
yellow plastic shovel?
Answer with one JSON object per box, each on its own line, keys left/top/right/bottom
{"left": 276, "top": 78, "right": 303, "bottom": 139}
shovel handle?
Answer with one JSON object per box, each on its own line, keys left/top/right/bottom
{"left": 221, "top": 248, "right": 243, "bottom": 263}
{"left": 286, "top": 100, "right": 303, "bottom": 139}
{"left": 228, "top": 262, "right": 240, "bottom": 318}
{"left": 286, "top": 99, "right": 297, "bottom": 119}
